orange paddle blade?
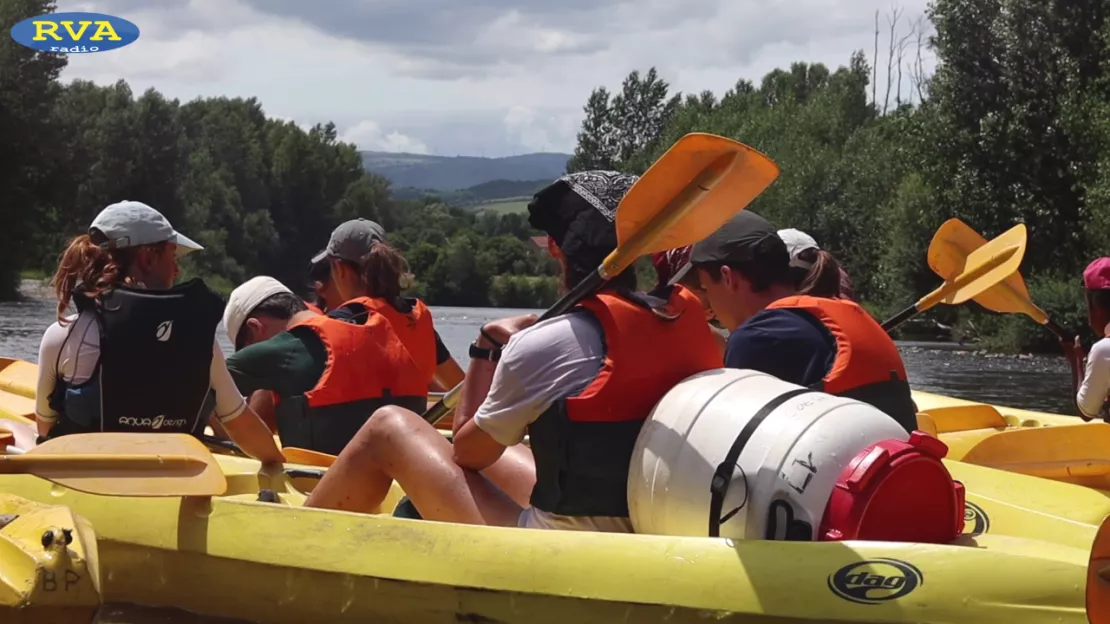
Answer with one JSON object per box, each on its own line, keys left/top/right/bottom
{"left": 281, "top": 447, "right": 335, "bottom": 468}
{"left": 604, "top": 133, "right": 779, "bottom": 276}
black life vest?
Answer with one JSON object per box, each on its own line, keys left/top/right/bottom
{"left": 528, "top": 286, "right": 722, "bottom": 518}
{"left": 48, "top": 279, "right": 224, "bottom": 437}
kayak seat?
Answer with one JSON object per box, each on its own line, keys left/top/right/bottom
{"left": 918, "top": 405, "right": 1008, "bottom": 433}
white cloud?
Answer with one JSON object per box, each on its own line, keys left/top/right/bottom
{"left": 340, "top": 121, "right": 430, "bottom": 154}
{"left": 54, "top": 0, "right": 937, "bottom": 157}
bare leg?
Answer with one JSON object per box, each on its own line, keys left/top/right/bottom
{"left": 304, "top": 406, "right": 526, "bottom": 526}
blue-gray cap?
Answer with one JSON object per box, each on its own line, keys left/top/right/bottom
{"left": 311, "top": 218, "right": 386, "bottom": 264}
{"left": 89, "top": 201, "right": 203, "bottom": 257}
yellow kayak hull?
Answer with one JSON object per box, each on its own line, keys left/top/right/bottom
{"left": 0, "top": 455, "right": 1100, "bottom": 624}
{"left": 0, "top": 493, "right": 101, "bottom": 623}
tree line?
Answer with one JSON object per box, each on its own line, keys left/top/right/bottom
{"left": 1, "top": 0, "right": 562, "bottom": 310}
{"left": 568, "top": 0, "right": 1110, "bottom": 353}
{"left": 5, "top": 0, "right": 1107, "bottom": 351}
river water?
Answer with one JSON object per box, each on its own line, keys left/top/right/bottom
{"left": 0, "top": 283, "right": 1076, "bottom": 414}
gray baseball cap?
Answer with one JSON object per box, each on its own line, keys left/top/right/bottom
{"left": 89, "top": 200, "right": 203, "bottom": 257}
{"left": 311, "top": 219, "right": 386, "bottom": 264}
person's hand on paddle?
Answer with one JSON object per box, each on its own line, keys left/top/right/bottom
{"left": 1060, "top": 335, "right": 1085, "bottom": 373}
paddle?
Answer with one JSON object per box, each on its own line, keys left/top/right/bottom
{"left": 881, "top": 223, "right": 1028, "bottom": 332}
{"left": 926, "top": 218, "right": 1070, "bottom": 341}
{"left": 421, "top": 132, "right": 782, "bottom": 426}
{"left": 200, "top": 435, "right": 336, "bottom": 468}
{"left": 281, "top": 446, "right": 336, "bottom": 468}
{"left": 0, "top": 432, "right": 227, "bottom": 497}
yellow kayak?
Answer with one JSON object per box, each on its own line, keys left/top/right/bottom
{"left": 0, "top": 450, "right": 1103, "bottom": 623}
{"left": 0, "top": 493, "right": 101, "bottom": 623}
{"left": 913, "top": 390, "right": 1110, "bottom": 489}
{"left": 4, "top": 355, "right": 1110, "bottom": 547}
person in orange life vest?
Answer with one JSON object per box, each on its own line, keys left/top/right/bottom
{"left": 223, "top": 276, "right": 428, "bottom": 455}
{"left": 314, "top": 219, "right": 465, "bottom": 394}
{"left": 302, "top": 170, "right": 721, "bottom": 532}
{"left": 681, "top": 211, "right": 918, "bottom": 433}
{"left": 651, "top": 246, "right": 727, "bottom": 357}
{"left": 1060, "top": 258, "right": 1110, "bottom": 421}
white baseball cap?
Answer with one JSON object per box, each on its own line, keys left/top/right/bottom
{"left": 90, "top": 201, "right": 203, "bottom": 257}
{"left": 223, "top": 276, "right": 293, "bottom": 347}
{"left": 778, "top": 228, "right": 820, "bottom": 269}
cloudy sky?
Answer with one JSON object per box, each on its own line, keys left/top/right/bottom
{"left": 57, "top": 0, "right": 934, "bottom": 157}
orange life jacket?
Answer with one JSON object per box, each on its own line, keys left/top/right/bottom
{"left": 335, "top": 296, "right": 437, "bottom": 389}
{"left": 529, "top": 286, "right": 723, "bottom": 517}
{"left": 304, "top": 300, "right": 324, "bottom": 315}
{"left": 273, "top": 312, "right": 427, "bottom": 455}
{"left": 765, "top": 295, "right": 917, "bottom": 431}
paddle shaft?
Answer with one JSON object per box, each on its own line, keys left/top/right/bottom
{"left": 881, "top": 304, "right": 919, "bottom": 332}
{"left": 0, "top": 453, "right": 207, "bottom": 472}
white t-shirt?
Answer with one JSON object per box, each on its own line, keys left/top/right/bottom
{"left": 1078, "top": 337, "right": 1110, "bottom": 419}
{"left": 35, "top": 311, "right": 246, "bottom": 426}
{"left": 473, "top": 310, "right": 634, "bottom": 534}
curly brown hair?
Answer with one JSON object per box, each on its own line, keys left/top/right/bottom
{"left": 51, "top": 234, "right": 169, "bottom": 323}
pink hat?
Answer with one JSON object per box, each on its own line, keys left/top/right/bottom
{"left": 1084, "top": 258, "right": 1110, "bottom": 290}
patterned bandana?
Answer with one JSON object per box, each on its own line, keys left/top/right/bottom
{"left": 556, "top": 170, "right": 637, "bottom": 222}
{"left": 527, "top": 170, "right": 639, "bottom": 276}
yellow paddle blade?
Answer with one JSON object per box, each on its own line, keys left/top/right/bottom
{"left": 0, "top": 359, "right": 37, "bottom": 421}
{"left": 927, "top": 218, "right": 1049, "bottom": 323}
{"left": 281, "top": 447, "right": 335, "bottom": 468}
{"left": 600, "top": 132, "right": 780, "bottom": 277}
{"left": 0, "top": 433, "right": 227, "bottom": 497}
{"left": 917, "top": 223, "right": 1027, "bottom": 311}
{"left": 0, "top": 358, "right": 36, "bottom": 398}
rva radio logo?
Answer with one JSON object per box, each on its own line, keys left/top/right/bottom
{"left": 9, "top": 12, "right": 140, "bottom": 54}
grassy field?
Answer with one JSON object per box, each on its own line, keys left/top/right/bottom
{"left": 472, "top": 197, "right": 531, "bottom": 214}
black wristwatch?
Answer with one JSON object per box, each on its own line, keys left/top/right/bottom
{"left": 469, "top": 341, "right": 502, "bottom": 363}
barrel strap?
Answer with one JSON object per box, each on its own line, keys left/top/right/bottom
{"left": 707, "top": 387, "right": 817, "bottom": 538}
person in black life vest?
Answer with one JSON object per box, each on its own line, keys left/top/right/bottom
{"left": 313, "top": 219, "right": 465, "bottom": 395}
{"left": 681, "top": 211, "right": 918, "bottom": 433}
{"left": 301, "top": 171, "right": 722, "bottom": 532}
{"left": 32, "top": 201, "right": 284, "bottom": 462}
{"left": 224, "top": 276, "right": 430, "bottom": 455}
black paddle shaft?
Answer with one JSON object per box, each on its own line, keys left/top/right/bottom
{"left": 880, "top": 304, "right": 919, "bottom": 332}
{"left": 421, "top": 270, "right": 607, "bottom": 424}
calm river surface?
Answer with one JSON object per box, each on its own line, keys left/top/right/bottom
{"left": 0, "top": 282, "right": 1076, "bottom": 414}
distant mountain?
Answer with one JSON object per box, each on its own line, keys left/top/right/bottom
{"left": 361, "top": 151, "right": 570, "bottom": 192}
{"left": 392, "top": 178, "right": 549, "bottom": 206}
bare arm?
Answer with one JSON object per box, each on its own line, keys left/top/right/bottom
{"left": 222, "top": 408, "right": 285, "bottom": 463}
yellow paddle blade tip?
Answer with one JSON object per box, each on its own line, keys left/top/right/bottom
{"left": 615, "top": 133, "right": 780, "bottom": 257}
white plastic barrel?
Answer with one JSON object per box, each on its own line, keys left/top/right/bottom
{"left": 628, "top": 368, "right": 910, "bottom": 540}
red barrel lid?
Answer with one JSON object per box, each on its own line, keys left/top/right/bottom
{"left": 818, "top": 432, "right": 966, "bottom": 544}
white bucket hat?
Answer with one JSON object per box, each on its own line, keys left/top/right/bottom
{"left": 223, "top": 276, "right": 293, "bottom": 346}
